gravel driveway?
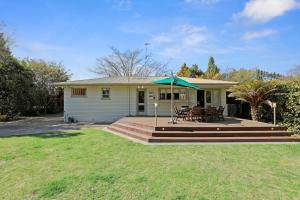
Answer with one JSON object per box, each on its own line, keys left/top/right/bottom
{"left": 0, "top": 114, "right": 107, "bottom": 136}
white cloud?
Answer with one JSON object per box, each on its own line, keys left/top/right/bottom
{"left": 151, "top": 23, "right": 209, "bottom": 58}
{"left": 182, "top": 33, "right": 206, "bottom": 46}
{"left": 236, "top": 0, "right": 300, "bottom": 23}
{"left": 179, "top": 24, "right": 207, "bottom": 35}
{"left": 152, "top": 35, "right": 173, "bottom": 44}
{"left": 241, "top": 29, "right": 277, "bottom": 40}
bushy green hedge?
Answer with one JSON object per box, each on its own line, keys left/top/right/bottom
{"left": 255, "top": 78, "right": 300, "bottom": 133}
{"left": 281, "top": 78, "right": 300, "bottom": 133}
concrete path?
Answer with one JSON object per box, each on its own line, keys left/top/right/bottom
{"left": 0, "top": 114, "right": 107, "bottom": 136}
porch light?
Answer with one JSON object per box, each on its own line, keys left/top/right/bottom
{"left": 154, "top": 102, "right": 158, "bottom": 127}
{"left": 272, "top": 102, "right": 277, "bottom": 125}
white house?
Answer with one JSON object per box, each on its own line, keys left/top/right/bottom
{"left": 55, "top": 77, "right": 238, "bottom": 123}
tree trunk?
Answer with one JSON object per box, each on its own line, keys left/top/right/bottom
{"left": 250, "top": 105, "right": 258, "bottom": 121}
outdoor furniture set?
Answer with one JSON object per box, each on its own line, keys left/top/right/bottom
{"left": 174, "top": 105, "right": 225, "bottom": 122}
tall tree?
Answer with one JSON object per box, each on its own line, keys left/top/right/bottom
{"left": 223, "top": 68, "right": 283, "bottom": 83}
{"left": 0, "top": 29, "right": 33, "bottom": 119}
{"left": 0, "top": 27, "right": 12, "bottom": 59}
{"left": 177, "top": 63, "right": 203, "bottom": 77}
{"left": 187, "top": 64, "right": 203, "bottom": 78}
{"left": 177, "top": 63, "right": 189, "bottom": 77}
{"left": 21, "top": 59, "right": 71, "bottom": 113}
{"left": 228, "top": 80, "right": 277, "bottom": 121}
{"left": 222, "top": 68, "right": 257, "bottom": 83}
{"left": 92, "top": 47, "right": 168, "bottom": 77}
{"left": 202, "top": 56, "right": 221, "bottom": 79}
{"left": 256, "top": 69, "right": 283, "bottom": 80}
{"left": 0, "top": 56, "right": 34, "bottom": 119}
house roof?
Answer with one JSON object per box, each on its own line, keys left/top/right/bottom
{"left": 54, "top": 76, "right": 238, "bottom": 86}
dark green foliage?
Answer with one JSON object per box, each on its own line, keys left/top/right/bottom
{"left": 279, "top": 78, "right": 300, "bottom": 133}
{"left": 21, "top": 59, "right": 71, "bottom": 114}
{"left": 0, "top": 56, "right": 35, "bottom": 119}
{"left": 228, "top": 80, "right": 278, "bottom": 121}
{"left": 177, "top": 63, "right": 203, "bottom": 78}
{"left": 0, "top": 32, "right": 11, "bottom": 59}
{"left": 187, "top": 64, "right": 203, "bottom": 78}
{"left": 0, "top": 30, "right": 71, "bottom": 119}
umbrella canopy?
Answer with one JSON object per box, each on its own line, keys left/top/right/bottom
{"left": 152, "top": 76, "right": 199, "bottom": 124}
{"left": 152, "top": 76, "right": 199, "bottom": 89}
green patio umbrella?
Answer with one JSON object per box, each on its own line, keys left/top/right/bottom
{"left": 152, "top": 75, "right": 199, "bottom": 124}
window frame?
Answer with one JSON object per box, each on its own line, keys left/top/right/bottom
{"left": 158, "top": 88, "right": 187, "bottom": 101}
{"left": 71, "top": 88, "right": 87, "bottom": 97}
{"left": 206, "top": 90, "right": 212, "bottom": 104}
{"left": 101, "top": 88, "right": 110, "bottom": 99}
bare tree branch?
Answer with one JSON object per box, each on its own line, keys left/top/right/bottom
{"left": 90, "top": 47, "right": 169, "bottom": 77}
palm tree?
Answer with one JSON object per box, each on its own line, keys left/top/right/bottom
{"left": 228, "top": 80, "right": 277, "bottom": 121}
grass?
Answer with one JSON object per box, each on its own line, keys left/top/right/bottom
{"left": 1, "top": 129, "right": 300, "bottom": 199}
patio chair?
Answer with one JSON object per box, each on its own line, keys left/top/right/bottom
{"left": 217, "top": 106, "right": 225, "bottom": 121}
{"left": 190, "top": 106, "right": 202, "bottom": 121}
{"left": 206, "top": 107, "right": 217, "bottom": 121}
{"left": 199, "top": 107, "right": 208, "bottom": 122}
{"left": 174, "top": 106, "right": 187, "bottom": 121}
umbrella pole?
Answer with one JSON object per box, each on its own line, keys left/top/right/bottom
{"left": 169, "top": 80, "right": 176, "bottom": 124}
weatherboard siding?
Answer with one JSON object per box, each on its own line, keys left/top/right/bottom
{"left": 63, "top": 85, "right": 228, "bottom": 123}
{"left": 64, "top": 86, "right": 132, "bottom": 123}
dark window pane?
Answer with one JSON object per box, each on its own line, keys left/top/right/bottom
{"left": 174, "top": 93, "right": 179, "bottom": 100}
{"left": 138, "top": 91, "right": 144, "bottom": 103}
{"left": 138, "top": 105, "right": 144, "bottom": 112}
{"left": 102, "top": 88, "right": 110, "bottom": 98}
{"left": 206, "top": 91, "right": 212, "bottom": 103}
{"left": 166, "top": 93, "right": 171, "bottom": 100}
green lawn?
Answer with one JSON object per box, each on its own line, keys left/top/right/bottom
{"left": 1, "top": 129, "right": 300, "bottom": 200}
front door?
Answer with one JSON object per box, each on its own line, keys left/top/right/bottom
{"left": 137, "top": 90, "right": 146, "bottom": 115}
{"left": 197, "top": 90, "right": 205, "bottom": 107}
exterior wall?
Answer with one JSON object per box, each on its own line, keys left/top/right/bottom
{"left": 64, "top": 85, "right": 133, "bottom": 123}
{"left": 64, "top": 84, "right": 229, "bottom": 123}
{"left": 220, "top": 88, "right": 228, "bottom": 116}
{"left": 149, "top": 86, "right": 192, "bottom": 116}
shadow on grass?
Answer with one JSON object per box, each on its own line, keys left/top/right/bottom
{"left": 0, "top": 131, "right": 83, "bottom": 139}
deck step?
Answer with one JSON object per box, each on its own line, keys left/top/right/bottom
{"left": 116, "top": 120, "right": 154, "bottom": 129}
{"left": 107, "top": 126, "right": 150, "bottom": 142}
{"left": 111, "top": 122, "right": 153, "bottom": 136}
{"left": 152, "top": 130, "right": 292, "bottom": 137}
{"left": 155, "top": 126, "right": 286, "bottom": 132}
{"left": 148, "top": 136, "right": 300, "bottom": 143}
{"left": 107, "top": 118, "right": 299, "bottom": 144}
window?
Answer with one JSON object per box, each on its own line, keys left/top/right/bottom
{"left": 206, "top": 91, "right": 212, "bottom": 103}
{"left": 71, "top": 88, "right": 87, "bottom": 97}
{"left": 102, "top": 88, "right": 110, "bottom": 99}
{"left": 159, "top": 88, "right": 187, "bottom": 100}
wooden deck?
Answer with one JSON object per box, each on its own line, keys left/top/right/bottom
{"left": 107, "top": 117, "right": 300, "bottom": 143}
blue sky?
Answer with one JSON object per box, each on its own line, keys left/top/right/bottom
{"left": 1, "top": 0, "right": 300, "bottom": 80}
